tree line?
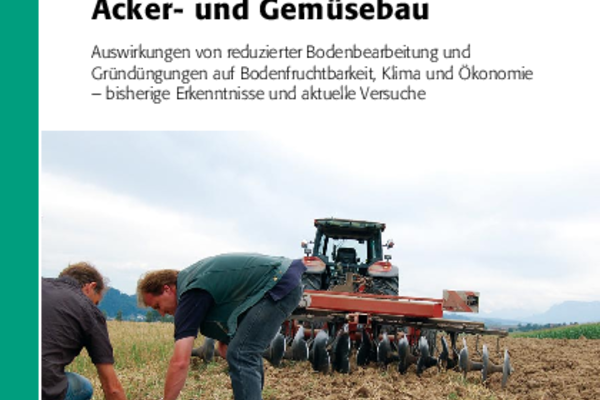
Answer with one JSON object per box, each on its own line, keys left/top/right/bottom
{"left": 102, "top": 309, "right": 174, "bottom": 323}
{"left": 508, "top": 322, "right": 578, "bottom": 333}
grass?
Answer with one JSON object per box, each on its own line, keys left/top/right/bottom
{"left": 511, "top": 322, "right": 600, "bottom": 339}
{"left": 67, "top": 321, "right": 207, "bottom": 399}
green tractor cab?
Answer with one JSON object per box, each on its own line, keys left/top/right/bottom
{"left": 301, "top": 218, "right": 399, "bottom": 295}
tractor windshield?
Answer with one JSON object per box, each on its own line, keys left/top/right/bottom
{"left": 316, "top": 235, "right": 380, "bottom": 265}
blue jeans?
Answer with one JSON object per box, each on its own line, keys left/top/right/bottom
{"left": 65, "top": 372, "right": 93, "bottom": 400}
{"left": 226, "top": 285, "right": 303, "bottom": 400}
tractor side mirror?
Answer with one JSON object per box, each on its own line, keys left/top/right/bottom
{"left": 301, "top": 240, "right": 313, "bottom": 256}
{"left": 384, "top": 254, "right": 392, "bottom": 261}
{"left": 385, "top": 239, "right": 395, "bottom": 249}
{"left": 300, "top": 240, "right": 314, "bottom": 249}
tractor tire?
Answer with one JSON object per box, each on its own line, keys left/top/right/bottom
{"left": 368, "top": 276, "right": 399, "bottom": 296}
{"left": 302, "top": 273, "right": 323, "bottom": 291}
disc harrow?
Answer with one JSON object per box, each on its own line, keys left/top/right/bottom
{"left": 190, "top": 289, "right": 513, "bottom": 389}
{"left": 278, "top": 289, "right": 512, "bottom": 388}
{"left": 458, "top": 339, "right": 514, "bottom": 388}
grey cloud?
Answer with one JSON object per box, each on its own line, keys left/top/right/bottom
{"left": 41, "top": 132, "right": 600, "bottom": 312}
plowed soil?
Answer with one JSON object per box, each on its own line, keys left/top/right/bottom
{"left": 189, "top": 335, "right": 600, "bottom": 400}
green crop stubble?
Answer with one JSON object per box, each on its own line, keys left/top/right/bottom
{"left": 512, "top": 323, "right": 600, "bottom": 339}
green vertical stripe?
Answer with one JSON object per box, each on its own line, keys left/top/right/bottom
{"left": 2, "top": 0, "right": 39, "bottom": 398}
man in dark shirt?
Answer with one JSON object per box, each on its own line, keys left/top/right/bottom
{"left": 137, "top": 253, "right": 306, "bottom": 400}
{"left": 42, "top": 262, "right": 128, "bottom": 400}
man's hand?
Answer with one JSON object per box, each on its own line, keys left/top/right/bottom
{"left": 96, "top": 363, "right": 127, "bottom": 400}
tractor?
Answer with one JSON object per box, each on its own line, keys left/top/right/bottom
{"left": 300, "top": 218, "right": 399, "bottom": 296}
{"left": 192, "top": 218, "right": 513, "bottom": 388}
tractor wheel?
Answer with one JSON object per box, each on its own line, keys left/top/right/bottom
{"left": 302, "top": 273, "right": 323, "bottom": 291}
{"left": 369, "top": 276, "right": 399, "bottom": 296}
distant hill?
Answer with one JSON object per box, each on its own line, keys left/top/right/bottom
{"left": 443, "top": 312, "right": 522, "bottom": 329}
{"left": 99, "top": 287, "right": 150, "bottom": 320}
{"left": 446, "top": 300, "right": 600, "bottom": 327}
{"left": 524, "top": 301, "right": 600, "bottom": 325}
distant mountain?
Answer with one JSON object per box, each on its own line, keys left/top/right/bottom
{"left": 99, "top": 287, "right": 150, "bottom": 320}
{"left": 524, "top": 301, "right": 600, "bottom": 325}
{"left": 446, "top": 301, "right": 600, "bottom": 327}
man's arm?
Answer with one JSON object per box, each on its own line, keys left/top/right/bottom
{"left": 96, "top": 363, "right": 127, "bottom": 400}
{"left": 164, "top": 336, "right": 195, "bottom": 400}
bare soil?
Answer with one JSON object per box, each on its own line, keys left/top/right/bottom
{"left": 189, "top": 335, "right": 600, "bottom": 400}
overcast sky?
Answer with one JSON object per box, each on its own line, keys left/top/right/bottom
{"left": 41, "top": 131, "right": 600, "bottom": 319}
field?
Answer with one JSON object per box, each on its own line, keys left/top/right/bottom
{"left": 69, "top": 321, "right": 600, "bottom": 400}
{"left": 512, "top": 323, "right": 600, "bottom": 340}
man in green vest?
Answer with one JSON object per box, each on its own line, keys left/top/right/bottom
{"left": 137, "top": 253, "right": 305, "bottom": 400}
